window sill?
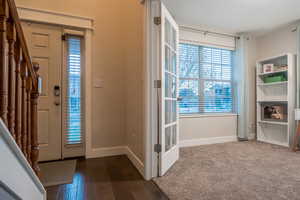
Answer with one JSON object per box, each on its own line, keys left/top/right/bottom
{"left": 180, "top": 113, "right": 237, "bottom": 119}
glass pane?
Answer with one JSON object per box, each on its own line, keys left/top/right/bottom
{"left": 212, "top": 48, "right": 221, "bottom": 64}
{"left": 165, "top": 100, "right": 172, "bottom": 124}
{"left": 165, "top": 19, "right": 171, "bottom": 45}
{"left": 172, "top": 100, "right": 177, "bottom": 122}
{"left": 165, "top": 100, "right": 177, "bottom": 124}
{"left": 179, "top": 79, "right": 199, "bottom": 113}
{"left": 165, "top": 73, "right": 176, "bottom": 98}
{"left": 171, "top": 51, "right": 177, "bottom": 74}
{"left": 200, "top": 63, "right": 212, "bottom": 79}
{"left": 66, "top": 37, "right": 82, "bottom": 145}
{"left": 165, "top": 126, "right": 172, "bottom": 152}
{"left": 179, "top": 44, "right": 199, "bottom": 78}
{"left": 165, "top": 46, "right": 170, "bottom": 72}
{"left": 204, "top": 81, "right": 233, "bottom": 112}
{"left": 222, "top": 50, "right": 231, "bottom": 65}
{"left": 171, "top": 125, "right": 177, "bottom": 147}
{"left": 171, "top": 27, "right": 176, "bottom": 50}
{"left": 222, "top": 65, "right": 231, "bottom": 81}
{"left": 212, "top": 64, "right": 222, "bottom": 80}
{"left": 200, "top": 47, "right": 212, "bottom": 63}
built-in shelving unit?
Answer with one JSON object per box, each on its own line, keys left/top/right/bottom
{"left": 256, "top": 54, "right": 296, "bottom": 147}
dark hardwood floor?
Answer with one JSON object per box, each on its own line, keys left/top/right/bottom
{"left": 46, "top": 156, "right": 169, "bottom": 200}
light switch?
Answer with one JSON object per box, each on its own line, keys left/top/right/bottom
{"left": 94, "top": 79, "right": 104, "bottom": 88}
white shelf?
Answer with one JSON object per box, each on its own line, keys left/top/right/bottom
{"left": 256, "top": 53, "right": 296, "bottom": 148}
{"left": 257, "top": 81, "right": 288, "bottom": 86}
{"left": 258, "top": 120, "right": 288, "bottom": 126}
{"left": 257, "top": 99, "right": 287, "bottom": 103}
{"left": 257, "top": 69, "right": 288, "bottom": 76}
{"left": 258, "top": 138, "right": 289, "bottom": 147}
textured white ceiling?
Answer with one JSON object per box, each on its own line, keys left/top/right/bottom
{"left": 162, "top": 0, "right": 300, "bottom": 34}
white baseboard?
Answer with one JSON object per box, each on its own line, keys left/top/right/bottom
{"left": 86, "top": 145, "right": 145, "bottom": 178}
{"left": 124, "top": 147, "right": 145, "bottom": 178}
{"left": 179, "top": 136, "right": 237, "bottom": 148}
{"left": 86, "top": 146, "right": 127, "bottom": 159}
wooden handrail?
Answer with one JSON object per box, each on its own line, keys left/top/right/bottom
{"left": 0, "top": 0, "right": 40, "bottom": 176}
{"left": 6, "top": 0, "right": 38, "bottom": 88}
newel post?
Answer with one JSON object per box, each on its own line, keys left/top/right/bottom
{"left": 30, "top": 62, "right": 40, "bottom": 176}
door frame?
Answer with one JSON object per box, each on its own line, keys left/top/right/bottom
{"left": 17, "top": 6, "right": 94, "bottom": 159}
{"left": 144, "top": 0, "right": 163, "bottom": 180}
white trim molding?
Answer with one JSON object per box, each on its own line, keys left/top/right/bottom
{"left": 179, "top": 136, "right": 237, "bottom": 148}
{"left": 87, "top": 146, "right": 127, "bottom": 159}
{"left": 86, "top": 146, "right": 145, "bottom": 178}
{"left": 125, "top": 147, "right": 145, "bottom": 176}
{"left": 17, "top": 6, "right": 94, "bottom": 30}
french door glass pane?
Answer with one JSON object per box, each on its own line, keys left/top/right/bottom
{"left": 171, "top": 125, "right": 177, "bottom": 147}
{"left": 165, "top": 125, "right": 177, "bottom": 152}
{"left": 165, "top": 100, "right": 177, "bottom": 124}
{"left": 165, "top": 126, "right": 172, "bottom": 152}
{"left": 165, "top": 19, "right": 171, "bottom": 45}
{"left": 165, "top": 72, "right": 177, "bottom": 98}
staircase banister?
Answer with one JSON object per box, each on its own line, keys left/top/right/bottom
{"left": 6, "top": 0, "right": 38, "bottom": 89}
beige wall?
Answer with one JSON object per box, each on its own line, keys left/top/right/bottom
{"left": 179, "top": 115, "right": 237, "bottom": 141}
{"left": 123, "top": 1, "right": 145, "bottom": 162}
{"left": 256, "top": 24, "right": 298, "bottom": 59}
{"left": 16, "top": 0, "right": 145, "bottom": 161}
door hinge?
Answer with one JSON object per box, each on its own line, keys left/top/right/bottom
{"left": 154, "top": 80, "right": 161, "bottom": 88}
{"left": 154, "top": 17, "right": 161, "bottom": 25}
{"left": 154, "top": 144, "right": 162, "bottom": 153}
{"left": 61, "top": 34, "right": 66, "bottom": 41}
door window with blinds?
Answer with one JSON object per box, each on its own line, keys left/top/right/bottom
{"left": 63, "top": 35, "right": 84, "bottom": 151}
{"left": 179, "top": 43, "right": 233, "bottom": 114}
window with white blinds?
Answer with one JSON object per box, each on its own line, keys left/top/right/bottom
{"left": 179, "top": 43, "right": 233, "bottom": 114}
{"left": 65, "top": 36, "right": 83, "bottom": 144}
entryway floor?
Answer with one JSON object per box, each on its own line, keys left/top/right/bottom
{"left": 46, "top": 156, "right": 168, "bottom": 200}
{"left": 154, "top": 141, "right": 300, "bottom": 200}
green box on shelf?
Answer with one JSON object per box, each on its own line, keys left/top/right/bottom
{"left": 263, "top": 74, "right": 287, "bottom": 83}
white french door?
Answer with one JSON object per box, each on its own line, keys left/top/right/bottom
{"left": 159, "top": 2, "right": 179, "bottom": 176}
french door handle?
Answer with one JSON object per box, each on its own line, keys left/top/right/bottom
{"left": 177, "top": 97, "right": 183, "bottom": 102}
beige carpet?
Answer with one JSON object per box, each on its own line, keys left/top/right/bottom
{"left": 154, "top": 141, "right": 300, "bottom": 200}
{"left": 39, "top": 160, "right": 77, "bottom": 187}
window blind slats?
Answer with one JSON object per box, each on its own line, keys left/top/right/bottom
{"left": 65, "top": 36, "right": 83, "bottom": 145}
{"left": 179, "top": 43, "right": 233, "bottom": 114}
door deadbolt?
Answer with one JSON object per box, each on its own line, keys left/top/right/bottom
{"left": 54, "top": 85, "right": 60, "bottom": 96}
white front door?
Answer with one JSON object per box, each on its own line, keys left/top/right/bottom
{"left": 22, "top": 22, "right": 62, "bottom": 161}
{"left": 22, "top": 22, "right": 85, "bottom": 161}
{"left": 159, "top": 2, "right": 180, "bottom": 176}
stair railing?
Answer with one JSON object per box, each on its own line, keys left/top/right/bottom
{"left": 0, "top": 0, "right": 40, "bottom": 176}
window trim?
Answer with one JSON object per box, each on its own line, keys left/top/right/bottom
{"left": 179, "top": 43, "right": 235, "bottom": 115}
{"left": 62, "top": 33, "right": 86, "bottom": 158}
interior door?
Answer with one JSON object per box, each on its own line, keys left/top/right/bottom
{"left": 22, "top": 22, "right": 62, "bottom": 161}
{"left": 159, "top": 3, "right": 180, "bottom": 176}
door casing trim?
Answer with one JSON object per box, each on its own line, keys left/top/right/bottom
{"left": 17, "top": 7, "right": 94, "bottom": 159}
{"left": 144, "top": 0, "right": 160, "bottom": 180}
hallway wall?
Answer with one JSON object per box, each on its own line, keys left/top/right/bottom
{"left": 15, "top": 0, "right": 145, "bottom": 163}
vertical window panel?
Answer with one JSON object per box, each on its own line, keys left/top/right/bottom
{"left": 65, "top": 36, "right": 83, "bottom": 145}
